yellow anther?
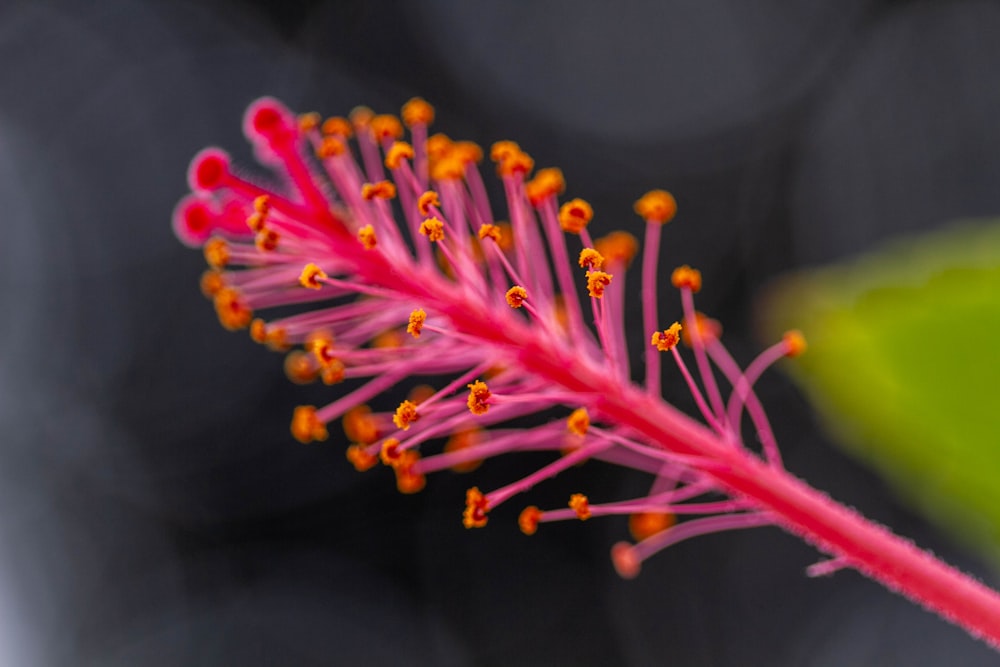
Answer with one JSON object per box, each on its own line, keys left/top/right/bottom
{"left": 495, "top": 222, "right": 514, "bottom": 252}
{"left": 316, "top": 136, "right": 346, "bottom": 158}
{"left": 671, "top": 265, "right": 702, "bottom": 293}
{"left": 385, "top": 141, "right": 415, "bottom": 170}
{"left": 203, "top": 237, "right": 229, "bottom": 269}
{"left": 306, "top": 330, "right": 337, "bottom": 368}
{"left": 199, "top": 270, "right": 226, "bottom": 298}
{"left": 371, "top": 114, "right": 404, "bottom": 141}
{"left": 518, "top": 506, "right": 543, "bottom": 535}
{"left": 320, "top": 359, "right": 345, "bottom": 385}
{"left": 443, "top": 428, "right": 483, "bottom": 473}
{"left": 558, "top": 198, "right": 593, "bottom": 234}
{"left": 417, "top": 191, "right": 440, "bottom": 216}
{"left": 394, "top": 450, "right": 426, "bottom": 494}
{"left": 346, "top": 444, "right": 378, "bottom": 472}
{"left": 578, "top": 248, "right": 605, "bottom": 270}
{"left": 681, "top": 311, "right": 722, "bottom": 347}
{"left": 284, "top": 350, "right": 319, "bottom": 385}
{"left": 478, "top": 223, "right": 502, "bottom": 243}
{"left": 253, "top": 195, "right": 271, "bottom": 214}
{"left": 594, "top": 231, "right": 638, "bottom": 266}
{"left": 430, "top": 155, "right": 466, "bottom": 181}
{"left": 451, "top": 141, "right": 484, "bottom": 165}
{"left": 783, "top": 330, "right": 807, "bottom": 357}
{"left": 349, "top": 106, "right": 374, "bottom": 132}
{"left": 505, "top": 285, "right": 528, "bottom": 308}
{"left": 401, "top": 97, "right": 435, "bottom": 127}
{"left": 246, "top": 212, "right": 266, "bottom": 233}
{"left": 290, "top": 405, "right": 328, "bottom": 444}
{"left": 407, "top": 308, "right": 427, "bottom": 338}
{"left": 379, "top": 438, "right": 403, "bottom": 467}
{"left": 419, "top": 217, "right": 445, "bottom": 242}
{"left": 297, "top": 112, "right": 320, "bottom": 133}
{"left": 250, "top": 318, "right": 268, "bottom": 344}
{"left": 361, "top": 180, "right": 397, "bottom": 201}
{"left": 629, "top": 512, "right": 675, "bottom": 542}
{"left": 463, "top": 486, "right": 490, "bottom": 528}
{"left": 524, "top": 167, "right": 566, "bottom": 206}
{"left": 213, "top": 287, "right": 253, "bottom": 330}
{"left": 255, "top": 228, "right": 280, "bottom": 252}
{"left": 567, "top": 407, "right": 590, "bottom": 436}
{"left": 299, "top": 263, "right": 328, "bottom": 289}
{"left": 358, "top": 224, "right": 378, "bottom": 250}
{"left": 393, "top": 400, "right": 420, "bottom": 431}
{"left": 321, "top": 116, "right": 353, "bottom": 138}
{"left": 373, "top": 329, "right": 404, "bottom": 349}
{"left": 466, "top": 380, "right": 491, "bottom": 415}
{"left": 496, "top": 149, "right": 534, "bottom": 177}
{"left": 426, "top": 133, "right": 453, "bottom": 161}
{"left": 569, "top": 493, "right": 591, "bottom": 520}
{"left": 343, "top": 405, "right": 380, "bottom": 445}
{"left": 651, "top": 322, "right": 683, "bottom": 352}
{"left": 634, "top": 189, "right": 677, "bottom": 224}
{"left": 490, "top": 140, "right": 521, "bottom": 163}
{"left": 586, "top": 271, "right": 612, "bottom": 298}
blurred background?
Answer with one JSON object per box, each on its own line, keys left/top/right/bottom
{"left": 2, "top": 0, "right": 1000, "bottom": 664}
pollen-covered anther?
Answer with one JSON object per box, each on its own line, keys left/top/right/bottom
{"left": 384, "top": 142, "right": 414, "bottom": 170}
{"left": 634, "top": 189, "right": 677, "bottom": 224}
{"left": 203, "top": 237, "right": 229, "bottom": 269}
{"left": 651, "top": 322, "right": 683, "bottom": 352}
{"left": 595, "top": 231, "right": 638, "bottom": 267}
{"left": 478, "top": 223, "right": 502, "bottom": 243}
{"left": 321, "top": 116, "right": 352, "bottom": 138}
{"left": 466, "top": 380, "right": 491, "bottom": 415}
{"left": 395, "top": 450, "right": 426, "bottom": 494}
{"left": 443, "top": 429, "right": 483, "bottom": 473}
{"left": 419, "top": 217, "right": 445, "bottom": 242}
{"left": 316, "top": 136, "right": 345, "bottom": 159}
{"left": 586, "top": 271, "right": 613, "bottom": 298}
{"left": 519, "top": 506, "right": 543, "bottom": 536}
{"left": 361, "top": 180, "right": 397, "bottom": 201}
{"left": 430, "top": 155, "right": 465, "bottom": 181}
{"left": 783, "top": 330, "right": 807, "bottom": 357}
{"left": 578, "top": 248, "right": 605, "bottom": 271}
{"left": 393, "top": 400, "right": 420, "bottom": 431}
{"left": 290, "top": 405, "right": 328, "bottom": 444}
{"left": 489, "top": 140, "right": 521, "bottom": 164}
{"left": 407, "top": 308, "right": 427, "bottom": 338}
{"left": 346, "top": 444, "right": 378, "bottom": 472}
{"left": 253, "top": 194, "right": 270, "bottom": 214}
{"left": 629, "top": 512, "right": 676, "bottom": 541}
{"left": 350, "top": 106, "right": 374, "bottom": 132}
{"left": 496, "top": 148, "right": 533, "bottom": 177}
{"left": 671, "top": 265, "right": 702, "bottom": 293}
{"left": 370, "top": 114, "right": 404, "bottom": 141}
{"left": 525, "top": 167, "right": 566, "bottom": 206}
{"left": 463, "top": 487, "right": 490, "bottom": 529}
{"left": 558, "top": 198, "right": 594, "bottom": 234}
{"left": 213, "top": 287, "right": 252, "bottom": 330}
{"left": 417, "top": 191, "right": 440, "bottom": 216}
{"left": 569, "top": 493, "right": 592, "bottom": 520}
{"left": 681, "top": 312, "right": 722, "bottom": 347}
{"left": 249, "top": 318, "right": 268, "bottom": 344}
{"left": 284, "top": 350, "right": 319, "bottom": 385}
{"left": 379, "top": 438, "right": 403, "bottom": 467}
{"left": 305, "top": 330, "right": 337, "bottom": 368}
{"left": 297, "top": 112, "right": 320, "bottom": 133}
{"left": 265, "top": 325, "right": 289, "bottom": 351}
{"left": 320, "top": 359, "right": 345, "bottom": 385}
{"left": 299, "top": 263, "right": 328, "bottom": 289}
{"left": 567, "top": 408, "right": 590, "bottom": 436}
{"left": 505, "top": 285, "right": 528, "bottom": 308}
{"left": 246, "top": 212, "right": 266, "bottom": 233}
{"left": 255, "top": 228, "right": 280, "bottom": 252}
{"left": 401, "top": 97, "right": 435, "bottom": 127}
{"left": 451, "top": 141, "right": 484, "bottom": 165}
{"left": 357, "top": 224, "right": 378, "bottom": 250}
{"left": 343, "top": 405, "right": 380, "bottom": 445}
{"left": 199, "top": 270, "right": 225, "bottom": 297}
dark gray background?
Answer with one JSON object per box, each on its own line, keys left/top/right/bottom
{"left": 1, "top": 0, "right": 999, "bottom": 664}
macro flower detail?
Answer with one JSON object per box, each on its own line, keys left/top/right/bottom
{"left": 173, "top": 96, "right": 1000, "bottom": 646}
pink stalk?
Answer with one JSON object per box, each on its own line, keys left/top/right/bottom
{"left": 176, "top": 96, "right": 1000, "bottom": 649}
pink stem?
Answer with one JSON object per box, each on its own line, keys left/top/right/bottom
{"left": 641, "top": 222, "right": 663, "bottom": 395}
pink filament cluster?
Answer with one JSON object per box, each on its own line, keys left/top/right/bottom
{"left": 173, "top": 96, "right": 816, "bottom": 576}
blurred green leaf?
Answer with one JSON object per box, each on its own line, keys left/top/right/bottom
{"left": 759, "top": 222, "right": 1000, "bottom": 563}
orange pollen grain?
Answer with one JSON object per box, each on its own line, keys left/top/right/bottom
{"left": 213, "top": 287, "right": 252, "bottom": 330}
{"left": 343, "top": 405, "right": 380, "bottom": 445}
{"left": 451, "top": 141, "right": 484, "bottom": 165}
{"left": 290, "top": 405, "right": 328, "bottom": 444}
{"left": 463, "top": 487, "right": 489, "bottom": 528}
{"left": 284, "top": 351, "right": 319, "bottom": 385}
{"left": 361, "top": 180, "right": 396, "bottom": 201}
{"left": 321, "top": 116, "right": 353, "bottom": 138}
{"left": 299, "top": 263, "right": 328, "bottom": 289}
{"left": 393, "top": 400, "right": 420, "bottom": 431}
{"left": 320, "top": 360, "right": 345, "bottom": 385}
{"left": 497, "top": 149, "right": 534, "bottom": 177}
{"left": 671, "top": 265, "right": 702, "bottom": 293}
{"left": 316, "top": 136, "right": 345, "bottom": 158}
{"left": 401, "top": 97, "right": 435, "bottom": 127}
{"left": 525, "top": 167, "right": 566, "bottom": 206}
{"left": 407, "top": 308, "right": 427, "bottom": 338}
{"left": 430, "top": 155, "right": 465, "bottom": 181}
{"left": 478, "top": 223, "right": 501, "bottom": 243}
{"left": 466, "top": 380, "right": 491, "bottom": 415}
{"left": 246, "top": 212, "right": 266, "bottom": 233}
{"left": 567, "top": 408, "right": 590, "bottom": 436}
{"left": 249, "top": 318, "right": 268, "bottom": 344}
{"left": 297, "top": 112, "right": 320, "bottom": 133}
{"left": 346, "top": 444, "right": 378, "bottom": 472}
{"left": 255, "top": 228, "right": 280, "bottom": 252}
{"left": 203, "top": 237, "right": 229, "bottom": 269}
{"left": 594, "top": 231, "right": 638, "bottom": 266}
{"left": 417, "top": 191, "right": 440, "bottom": 216}
{"left": 371, "top": 114, "right": 403, "bottom": 141}
{"left": 634, "top": 189, "right": 677, "bottom": 223}
{"left": 395, "top": 450, "right": 426, "bottom": 494}
{"left": 519, "top": 506, "right": 543, "bottom": 535}
{"left": 306, "top": 330, "right": 337, "bottom": 367}
{"left": 426, "top": 133, "right": 453, "bottom": 161}
{"left": 385, "top": 141, "right": 415, "bottom": 170}
{"left": 505, "top": 285, "right": 528, "bottom": 308}
{"left": 783, "top": 330, "right": 807, "bottom": 357}
{"left": 253, "top": 194, "right": 271, "bottom": 214}
{"left": 569, "top": 493, "right": 591, "bottom": 520}
{"left": 652, "top": 322, "right": 683, "bottom": 352}
{"left": 586, "top": 271, "right": 612, "bottom": 298}
{"left": 358, "top": 224, "right": 378, "bottom": 250}
{"left": 558, "top": 198, "right": 593, "bottom": 234}
{"left": 199, "top": 270, "right": 226, "bottom": 297}
{"left": 379, "top": 438, "right": 403, "bottom": 467}
{"left": 490, "top": 140, "right": 521, "bottom": 163}
{"left": 578, "top": 248, "right": 605, "bottom": 271}
{"left": 419, "top": 217, "right": 445, "bottom": 242}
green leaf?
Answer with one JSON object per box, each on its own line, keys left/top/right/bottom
{"left": 759, "top": 222, "right": 1000, "bottom": 563}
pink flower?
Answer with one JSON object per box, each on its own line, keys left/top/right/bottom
{"left": 174, "top": 96, "right": 1000, "bottom": 646}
